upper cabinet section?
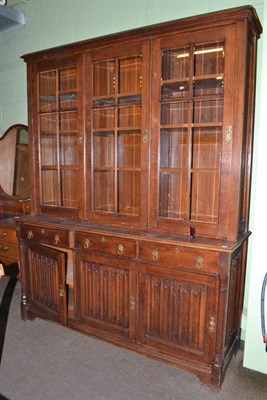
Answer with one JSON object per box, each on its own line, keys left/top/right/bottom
{"left": 22, "top": 6, "right": 262, "bottom": 240}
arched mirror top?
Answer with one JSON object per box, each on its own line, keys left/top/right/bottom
{"left": 0, "top": 124, "right": 30, "bottom": 199}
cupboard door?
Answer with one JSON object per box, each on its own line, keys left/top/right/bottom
{"left": 150, "top": 27, "right": 237, "bottom": 239}
{"left": 34, "top": 55, "right": 84, "bottom": 218}
{"left": 75, "top": 251, "right": 137, "bottom": 341}
{"left": 26, "top": 242, "right": 67, "bottom": 324}
{"left": 87, "top": 42, "right": 149, "bottom": 229}
{"left": 138, "top": 263, "right": 219, "bottom": 363}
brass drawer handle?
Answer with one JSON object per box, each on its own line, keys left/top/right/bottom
{"left": 27, "top": 230, "right": 33, "bottom": 239}
{"left": 84, "top": 239, "right": 91, "bottom": 249}
{"left": 0, "top": 244, "right": 8, "bottom": 252}
{"left": 2, "top": 231, "right": 7, "bottom": 238}
{"left": 152, "top": 249, "right": 159, "bottom": 261}
{"left": 196, "top": 257, "right": 203, "bottom": 269}
{"left": 117, "top": 244, "right": 124, "bottom": 255}
{"left": 101, "top": 236, "right": 106, "bottom": 243}
{"left": 54, "top": 235, "right": 60, "bottom": 245}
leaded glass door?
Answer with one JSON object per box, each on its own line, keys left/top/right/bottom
{"left": 88, "top": 43, "right": 149, "bottom": 228}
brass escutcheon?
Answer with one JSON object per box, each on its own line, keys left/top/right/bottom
{"left": 152, "top": 249, "right": 159, "bottom": 261}
{"left": 208, "top": 316, "right": 216, "bottom": 333}
{"left": 143, "top": 130, "right": 148, "bottom": 143}
{"left": 59, "top": 285, "right": 64, "bottom": 297}
{"left": 27, "top": 230, "right": 33, "bottom": 239}
{"left": 84, "top": 239, "right": 91, "bottom": 249}
{"left": 196, "top": 256, "right": 203, "bottom": 269}
{"left": 225, "top": 125, "right": 232, "bottom": 142}
{"left": 54, "top": 235, "right": 60, "bottom": 245}
{"left": 101, "top": 236, "right": 106, "bottom": 243}
{"left": 117, "top": 244, "right": 124, "bottom": 255}
{"left": 78, "top": 133, "right": 83, "bottom": 144}
{"left": 130, "top": 297, "right": 136, "bottom": 311}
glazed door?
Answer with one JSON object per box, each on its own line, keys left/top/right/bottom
{"left": 138, "top": 263, "right": 219, "bottom": 363}
{"left": 26, "top": 242, "right": 67, "bottom": 324}
{"left": 87, "top": 42, "right": 150, "bottom": 229}
{"left": 32, "top": 55, "right": 84, "bottom": 218}
{"left": 150, "top": 26, "right": 238, "bottom": 239}
{"left": 75, "top": 251, "right": 137, "bottom": 341}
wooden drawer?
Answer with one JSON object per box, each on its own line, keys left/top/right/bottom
{"left": 20, "top": 224, "right": 70, "bottom": 248}
{"left": 139, "top": 241, "right": 219, "bottom": 273}
{"left": 0, "top": 225, "right": 17, "bottom": 242}
{"left": 75, "top": 231, "right": 137, "bottom": 259}
{"left": 0, "top": 241, "right": 19, "bottom": 261}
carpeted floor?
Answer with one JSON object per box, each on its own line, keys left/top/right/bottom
{"left": 0, "top": 278, "right": 266, "bottom": 400}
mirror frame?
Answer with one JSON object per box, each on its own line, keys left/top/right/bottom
{"left": 0, "top": 123, "right": 30, "bottom": 200}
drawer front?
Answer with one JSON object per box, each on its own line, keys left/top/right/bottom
{"left": 20, "top": 224, "right": 70, "bottom": 248}
{"left": 0, "top": 241, "right": 19, "bottom": 261}
{"left": 75, "top": 231, "right": 137, "bottom": 259}
{"left": 139, "top": 241, "right": 218, "bottom": 272}
{"left": 0, "top": 226, "right": 17, "bottom": 242}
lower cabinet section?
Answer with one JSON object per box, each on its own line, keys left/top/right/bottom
{"left": 18, "top": 220, "right": 248, "bottom": 390}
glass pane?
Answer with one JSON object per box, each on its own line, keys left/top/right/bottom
{"left": 193, "top": 78, "right": 223, "bottom": 96}
{"left": 194, "top": 43, "right": 224, "bottom": 97}
{"left": 59, "top": 92, "right": 77, "bottom": 110}
{"left": 119, "top": 56, "right": 142, "bottom": 94}
{"left": 39, "top": 70, "right": 56, "bottom": 112}
{"left": 191, "top": 172, "right": 219, "bottom": 223}
{"left": 192, "top": 127, "right": 221, "bottom": 169}
{"left": 41, "top": 170, "right": 59, "bottom": 206}
{"left": 118, "top": 105, "right": 141, "bottom": 128}
{"left": 193, "top": 99, "right": 223, "bottom": 124}
{"left": 41, "top": 135, "right": 57, "bottom": 166}
{"left": 160, "top": 129, "right": 187, "bottom": 169}
{"left": 40, "top": 113, "right": 56, "bottom": 133}
{"left": 59, "top": 111, "right": 77, "bottom": 132}
{"left": 93, "top": 108, "right": 115, "bottom": 129}
{"left": 161, "top": 82, "right": 189, "bottom": 99}
{"left": 159, "top": 172, "right": 186, "bottom": 219}
{"left": 60, "top": 134, "right": 78, "bottom": 166}
{"left": 118, "top": 132, "right": 141, "bottom": 168}
{"left": 162, "top": 48, "right": 190, "bottom": 80}
{"left": 194, "top": 43, "right": 224, "bottom": 76}
{"left": 59, "top": 67, "right": 77, "bottom": 91}
{"left": 61, "top": 169, "right": 78, "bottom": 207}
{"left": 93, "top": 60, "right": 115, "bottom": 97}
{"left": 94, "top": 171, "right": 115, "bottom": 212}
{"left": 161, "top": 102, "right": 188, "bottom": 126}
{"left": 118, "top": 171, "right": 140, "bottom": 215}
{"left": 93, "top": 132, "right": 114, "bottom": 168}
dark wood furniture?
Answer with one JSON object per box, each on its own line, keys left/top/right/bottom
{"left": 0, "top": 125, "right": 30, "bottom": 272}
{"left": 17, "top": 6, "right": 262, "bottom": 390}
